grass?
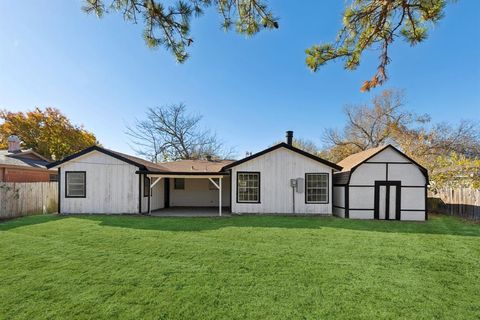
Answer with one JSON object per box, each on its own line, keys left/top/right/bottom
{"left": 0, "top": 214, "right": 479, "bottom": 320}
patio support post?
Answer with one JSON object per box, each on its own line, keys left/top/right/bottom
{"left": 147, "top": 175, "right": 151, "bottom": 214}
{"left": 219, "top": 177, "right": 222, "bottom": 217}
{"left": 149, "top": 177, "right": 162, "bottom": 214}
{"left": 208, "top": 177, "right": 222, "bottom": 217}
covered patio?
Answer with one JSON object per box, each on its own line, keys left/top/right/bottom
{"left": 142, "top": 172, "right": 231, "bottom": 217}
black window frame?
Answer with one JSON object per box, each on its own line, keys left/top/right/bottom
{"left": 305, "top": 173, "right": 329, "bottom": 204}
{"left": 65, "top": 171, "right": 86, "bottom": 198}
{"left": 144, "top": 176, "right": 151, "bottom": 197}
{"left": 174, "top": 178, "right": 185, "bottom": 190}
{"left": 236, "top": 171, "right": 261, "bottom": 203}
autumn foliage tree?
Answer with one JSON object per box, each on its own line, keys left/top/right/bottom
{"left": 0, "top": 108, "right": 98, "bottom": 160}
{"left": 323, "top": 89, "right": 480, "bottom": 189}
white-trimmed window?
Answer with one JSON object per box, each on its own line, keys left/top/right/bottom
{"left": 65, "top": 171, "right": 86, "bottom": 198}
{"left": 305, "top": 173, "right": 328, "bottom": 203}
{"left": 237, "top": 172, "right": 260, "bottom": 203}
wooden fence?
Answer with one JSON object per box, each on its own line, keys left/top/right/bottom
{"left": 0, "top": 182, "right": 58, "bottom": 219}
{"left": 428, "top": 187, "right": 480, "bottom": 221}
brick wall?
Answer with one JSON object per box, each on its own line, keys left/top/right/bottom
{"left": 1, "top": 167, "right": 53, "bottom": 182}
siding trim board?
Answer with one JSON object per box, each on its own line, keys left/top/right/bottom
{"left": 138, "top": 174, "right": 142, "bottom": 213}
{"left": 58, "top": 168, "right": 61, "bottom": 214}
{"left": 425, "top": 186, "right": 428, "bottom": 220}
{"left": 366, "top": 161, "right": 412, "bottom": 164}
{"left": 345, "top": 186, "right": 349, "bottom": 218}
{"left": 229, "top": 169, "right": 233, "bottom": 209}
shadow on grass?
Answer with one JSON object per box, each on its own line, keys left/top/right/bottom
{"left": 0, "top": 214, "right": 63, "bottom": 231}
{"left": 1, "top": 213, "right": 479, "bottom": 237}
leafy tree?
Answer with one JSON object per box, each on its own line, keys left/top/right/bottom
{"left": 83, "top": 0, "right": 278, "bottom": 63}
{"left": 82, "top": 0, "right": 450, "bottom": 90}
{"left": 126, "top": 103, "right": 233, "bottom": 161}
{"left": 0, "top": 108, "right": 98, "bottom": 160}
{"left": 306, "top": 0, "right": 449, "bottom": 91}
{"left": 323, "top": 89, "right": 480, "bottom": 188}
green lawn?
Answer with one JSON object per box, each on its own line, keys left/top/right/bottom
{"left": 1, "top": 214, "right": 479, "bottom": 320}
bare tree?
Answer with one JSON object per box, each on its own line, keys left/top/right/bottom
{"left": 323, "top": 89, "right": 480, "bottom": 188}
{"left": 323, "top": 89, "right": 429, "bottom": 161}
{"left": 126, "top": 104, "right": 233, "bottom": 162}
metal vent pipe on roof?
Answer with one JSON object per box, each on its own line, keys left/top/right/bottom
{"left": 286, "top": 131, "right": 293, "bottom": 145}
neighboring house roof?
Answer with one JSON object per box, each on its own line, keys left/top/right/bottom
{"left": 222, "top": 142, "right": 342, "bottom": 171}
{"left": 0, "top": 150, "right": 51, "bottom": 170}
{"left": 333, "top": 144, "right": 428, "bottom": 185}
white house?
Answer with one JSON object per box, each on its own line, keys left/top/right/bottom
{"left": 333, "top": 145, "right": 429, "bottom": 221}
{"left": 47, "top": 131, "right": 342, "bottom": 216}
{"left": 47, "top": 133, "right": 428, "bottom": 220}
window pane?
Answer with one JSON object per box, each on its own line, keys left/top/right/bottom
{"left": 174, "top": 178, "right": 185, "bottom": 190}
{"left": 144, "top": 177, "right": 150, "bottom": 197}
{"left": 237, "top": 172, "right": 259, "bottom": 202}
{"left": 306, "top": 174, "right": 328, "bottom": 203}
{"left": 66, "top": 172, "right": 85, "bottom": 197}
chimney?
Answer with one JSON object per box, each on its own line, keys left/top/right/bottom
{"left": 7, "top": 135, "right": 21, "bottom": 153}
{"left": 286, "top": 131, "right": 293, "bottom": 146}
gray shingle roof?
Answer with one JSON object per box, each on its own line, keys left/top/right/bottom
{"left": 0, "top": 150, "right": 50, "bottom": 169}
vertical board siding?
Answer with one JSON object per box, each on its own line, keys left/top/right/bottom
{"left": 141, "top": 175, "right": 165, "bottom": 213}
{"left": 231, "top": 147, "right": 333, "bottom": 214}
{"left": 0, "top": 182, "right": 58, "bottom": 219}
{"left": 169, "top": 177, "right": 230, "bottom": 207}
{"left": 60, "top": 151, "right": 139, "bottom": 214}
{"left": 429, "top": 188, "right": 480, "bottom": 221}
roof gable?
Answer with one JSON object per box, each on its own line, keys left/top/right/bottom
{"left": 337, "top": 145, "right": 387, "bottom": 172}
{"left": 334, "top": 144, "right": 428, "bottom": 185}
{"left": 46, "top": 145, "right": 165, "bottom": 170}
{"left": 47, "top": 146, "right": 231, "bottom": 174}
{"left": 222, "top": 143, "right": 342, "bottom": 171}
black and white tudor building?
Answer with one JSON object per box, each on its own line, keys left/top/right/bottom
{"left": 333, "top": 145, "right": 429, "bottom": 221}
{"left": 47, "top": 132, "right": 428, "bottom": 221}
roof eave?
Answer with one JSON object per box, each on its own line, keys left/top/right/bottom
{"left": 46, "top": 145, "right": 148, "bottom": 170}
{"left": 222, "top": 143, "right": 342, "bottom": 171}
{"left": 135, "top": 170, "right": 230, "bottom": 175}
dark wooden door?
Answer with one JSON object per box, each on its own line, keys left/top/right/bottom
{"left": 374, "top": 181, "right": 401, "bottom": 220}
{"left": 164, "top": 178, "right": 170, "bottom": 208}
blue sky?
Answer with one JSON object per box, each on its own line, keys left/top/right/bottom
{"left": 0, "top": 0, "right": 479, "bottom": 158}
